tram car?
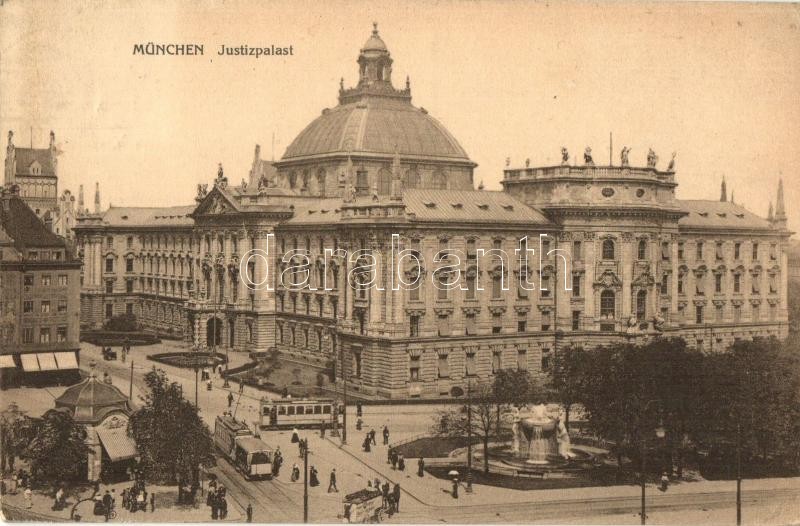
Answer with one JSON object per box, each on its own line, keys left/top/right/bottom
{"left": 259, "top": 398, "right": 344, "bottom": 430}
{"left": 214, "top": 415, "right": 273, "bottom": 480}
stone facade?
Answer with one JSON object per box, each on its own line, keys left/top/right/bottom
{"left": 74, "top": 26, "right": 792, "bottom": 400}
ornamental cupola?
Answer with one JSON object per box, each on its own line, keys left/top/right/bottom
{"left": 338, "top": 23, "right": 412, "bottom": 105}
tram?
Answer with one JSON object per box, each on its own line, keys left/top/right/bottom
{"left": 214, "top": 415, "right": 273, "bottom": 480}
{"left": 258, "top": 398, "right": 344, "bottom": 430}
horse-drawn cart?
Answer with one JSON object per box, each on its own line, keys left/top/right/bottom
{"left": 342, "top": 489, "right": 386, "bottom": 523}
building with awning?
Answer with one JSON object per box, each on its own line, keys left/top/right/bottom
{"left": 53, "top": 364, "right": 136, "bottom": 481}
{"left": 1, "top": 185, "right": 82, "bottom": 389}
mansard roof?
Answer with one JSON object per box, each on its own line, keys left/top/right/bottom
{"left": 677, "top": 200, "right": 774, "bottom": 231}
{"left": 101, "top": 205, "right": 195, "bottom": 227}
{"left": 0, "top": 190, "right": 66, "bottom": 250}
{"left": 14, "top": 147, "right": 57, "bottom": 176}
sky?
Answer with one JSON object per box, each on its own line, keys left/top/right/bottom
{"left": 1, "top": 0, "right": 799, "bottom": 233}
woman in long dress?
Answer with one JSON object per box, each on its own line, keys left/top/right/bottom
{"left": 291, "top": 428, "right": 299, "bottom": 443}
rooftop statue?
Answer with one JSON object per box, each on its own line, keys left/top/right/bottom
{"left": 620, "top": 146, "right": 631, "bottom": 167}
{"left": 667, "top": 152, "right": 676, "bottom": 172}
{"left": 505, "top": 157, "right": 511, "bottom": 167}
{"left": 196, "top": 184, "right": 208, "bottom": 199}
{"left": 561, "top": 147, "right": 569, "bottom": 165}
{"left": 583, "top": 147, "right": 594, "bottom": 166}
{"left": 647, "top": 148, "right": 658, "bottom": 168}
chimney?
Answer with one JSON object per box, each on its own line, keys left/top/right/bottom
{"left": 49, "top": 130, "right": 55, "bottom": 149}
{"left": 94, "top": 182, "right": 100, "bottom": 214}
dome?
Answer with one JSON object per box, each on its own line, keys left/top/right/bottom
{"left": 283, "top": 97, "right": 471, "bottom": 162}
{"left": 362, "top": 22, "right": 388, "bottom": 52}
{"left": 55, "top": 370, "right": 132, "bottom": 425}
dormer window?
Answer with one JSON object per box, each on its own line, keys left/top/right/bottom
{"left": 477, "top": 204, "right": 489, "bottom": 210}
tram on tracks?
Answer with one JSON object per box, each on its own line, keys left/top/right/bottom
{"left": 258, "top": 398, "right": 343, "bottom": 430}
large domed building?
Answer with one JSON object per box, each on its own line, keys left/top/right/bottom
{"left": 268, "top": 24, "right": 476, "bottom": 197}
{"left": 75, "top": 25, "right": 791, "bottom": 400}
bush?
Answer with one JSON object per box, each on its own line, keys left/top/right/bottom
{"left": 450, "top": 386, "right": 464, "bottom": 397}
{"left": 103, "top": 314, "right": 140, "bottom": 332}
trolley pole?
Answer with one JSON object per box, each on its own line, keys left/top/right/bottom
{"left": 129, "top": 360, "right": 134, "bottom": 400}
{"left": 303, "top": 444, "right": 309, "bottom": 523}
{"left": 341, "top": 346, "right": 347, "bottom": 445}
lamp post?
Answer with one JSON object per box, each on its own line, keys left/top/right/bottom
{"left": 640, "top": 399, "right": 665, "bottom": 525}
{"left": 466, "top": 378, "right": 473, "bottom": 493}
{"left": 341, "top": 344, "right": 347, "bottom": 445}
{"left": 736, "top": 422, "right": 742, "bottom": 526}
{"left": 303, "top": 441, "right": 309, "bottom": 523}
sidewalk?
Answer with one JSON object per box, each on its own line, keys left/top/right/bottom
{"left": 324, "top": 433, "right": 800, "bottom": 509}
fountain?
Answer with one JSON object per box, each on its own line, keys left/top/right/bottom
{"left": 513, "top": 404, "right": 561, "bottom": 464}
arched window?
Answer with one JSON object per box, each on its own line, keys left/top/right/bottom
{"left": 431, "top": 169, "right": 447, "bottom": 190}
{"left": 404, "top": 169, "right": 421, "bottom": 189}
{"left": 600, "top": 290, "right": 616, "bottom": 317}
{"left": 316, "top": 169, "right": 326, "bottom": 197}
{"left": 492, "top": 271, "right": 503, "bottom": 299}
{"left": 377, "top": 168, "right": 392, "bottom": 195}
{"left": 288, "top": 171, "right": 297, "bottom": 189}
{"left": 602, "top": 239, "right": 615, "bottom": 260}
{"left": 638, "top": 239, "right": 647, "bottom": 260}
{"left": 636, "top": 290, "right": 647, "bottom": 320}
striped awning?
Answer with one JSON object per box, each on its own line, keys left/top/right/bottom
{"left": 54, "top": 351, "right": 79, "bottom": 370}
{"left": 19, "top": 354, "right": 40, "bottom": 372}
{"left": 96, "top": 427, "right": 138, "bottom": 462}
{"left": 37, "top": 353, "right": 58, "bottom": 371}
{"left": 0, "top": 355, "right": 15, "bottom": 368}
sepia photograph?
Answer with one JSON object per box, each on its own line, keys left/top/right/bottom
{"left": 0, "top": 0, "right": 799, "bottom": 524}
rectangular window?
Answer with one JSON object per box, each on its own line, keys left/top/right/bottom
{"left": 23, "top": 301, "right": 33, "bottom": 313}
{"left": 58, "top": 300, "right": 67, "bottom": 312}
{"left": 466, "top": 274, "right": 476, "bottom": 300}
{"left": 126, "top": 280, "right": 134, "bottom": 294}
{"left": 23, "top": 327, "right": 34, "bottom": 343}
{"left": 572, "top": 274, "right": 581, "bottom": 297}
{"left": 492, "top": 351, "right": 501, "bottom": 373}
{"left": 734, "top": 242, "right": 741, "bottom": 260}
{"left": 355, "top": 170, "right": 369, "bottom": 195}
{"left": 770, "top": 243, "right": 777, "bottom": 260}
{"left": 678, "top": 242, "right": 684, "bottom": 260}
{"left": 660, "top": 274, "right": 669, "bottom": 295}
{"left": 752, "top": 303, "right": 760, "bottom": 322}
{"left": 126, "top": 303, "right": 133, "bottom": 315}
{"left": 466, "top": 239, "right": 477, "bottom": 260}
{"left": 541, "top": 239, "right": 550, "bottom": 255}
{"left": 437, "top": 355, "right": 449, "bottom": 379}
{"left": 24, "top": 274, "right": 34, "bottom": 286}
{"left": 541, "top": 310, "right": 551, "bottom": 331}
{"left": 517, "top": 320, "right": 527, "bottom": 333}
{"left": 41, "top": 275, "right": 51, "bottom": 286}
{"left": 58, "top": 275, "right": 68, "bottom": 286}
{"left": 40, "top": 301, "right": 50, "bottom": 313}
{"left": 106, "top": 236, "right": 113, "bottom": 248}
{"left": 661, "top": 242, "right": 670, "bottom": 260}
{"left": 437, "top": 314, "right": 450, "bottom": 337}
{"left": 541, "top": 348, "right": 551, "bottom": 371}
{"left": 492, "top": 314, "right": 502, "bottom": 334}
{"left": 106, "top": 303, "right": 113, "bottom": 318}
{"left": 127, "top": 236, "right": 133, "bottom": 248}
{"left": 752, "top": 243, "right": 759, "bottom": 260}
{"left": 28, "top": 251, "right": 38, "bottom": 260}
{"left": 517, "top": 349, "right": 527, "bottom": 370}
{"left": 696, "top": 242, "right": 703, "bottom": 260}
{"left": 465, "top": 352, "right": 476, "bottom": 376}
{"left": 39, "top": 328, "right": 50, "bottom": 343}
{"left": 541, "top": 275, "right": 551, "bottom": 298}
{"left": 715, "top": 273, "right": 722, "bottom": 293}
{"left": 715, "top": 242, "right": 723, "bottom": 260}
{"left": 106, "top": 281, "right": 114, "bottom": 294}
{"left": 572, "top": 310, "right": 580, "bottom": 331}
{"left": 696, "top": 305, "right": 704, "bottom": 324}
{"left": 734, "top": 305, "right": 741, "bottom": 323}
{"left": 56, "top": 326, "right": 67, "bottom": 342}
{"left": 126, "top": 258, "right": 134, "bottom": 272}
{"left": 572, "top": 240, "right": 582, "bottom": 260}
{"left": 409, "top": 356, "right": 420, "bottom": 381}
{"left": 409, "top": 315, "right": 420, "bottom": 337}
{"left": 105, "top": 258, "right": 114, "bottom": 272}
{"left": 734, "top": 274, "right": 741, "bottom": 293}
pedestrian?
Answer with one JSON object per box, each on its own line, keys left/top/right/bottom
{"left": 356, "top": 417, "right": 363, "bottom": 430}
{"left": 210, "top": 492, "right": 218, "bottom": 520}
{"left": 121, "top": 348, "right": 126, "bottom": 363}
{"left": 418, "top": 457, "right": 425, "bottom": 477}
{"left": 150, "top": 491, "right": 155, "bottom": 512}
{"left": 398, "top": 453, "right": 405, "bottom": 471}
{"left": 219, "top": 493, "right": 228, "bottom": 520}
{"left": 320, "top": 420, "right": 326, "bottom": 438}
{"left": 102, "top": 490, "right": 113, "bottom": 521}
{"left": 660, "top": 471, "right": 669, "bottom": 492}
{"left": 246, "top": 503, "right": 253, "bottom": 523}
{"left": 391, "top": 451, "right": 397, "bottom": 470}
{"left": 387, "top": 492, "right": 396, "bottom": 516}
{"left": 356, "top": 401, "right": 363, "bottom": 417}
{"left": 9, "top": 474, "right": 17, "bottom": 494}
{"left": 121, "top": 488, "right": 128, "bottom": 510}
{"left": 370, "top": 428, "right": 377, "bottom": 445}
{"left": 291, "top": 463, "right": 300, "bottom": 482}
{"left": 291, "top": 428, "right": 300, "bottom": 443}
{"left": 24, "top": 487, "right": 32, "bottom": 509}
{"left": 383, "top": 425, "right": 389, "bottom": 445}
{"left": 393, "top": 483, "right": 401, "bottom": 513}
{"left": 328, "top": 468, "right": 339, "bottom": 493}
{"left": 309, "top": 466, "right": 319, "bottom": 487}
{"left": 452, "top": 477, "right": 459, "bottom": 499}
{"left": 381, "top": 481, "right": 390, "bottom": 507}
{"left": 227, "top": 392, "right": 234, "bottom": 408}
{"left": 363, "top": 435, "right": 371, "bottom": 452}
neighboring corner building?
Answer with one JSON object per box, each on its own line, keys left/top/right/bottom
{"left": 0, "top": 185, "right": 82, "bottom": 388}
{"left": 74, "top": 25, "right": 794, "bottom": 400}
{"left": 4, "top": 129, "right": 89, "bottom": 247}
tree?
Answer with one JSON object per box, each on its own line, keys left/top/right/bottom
{"left": 0, "top": 405, "right": 37, "bottom": 473}
{"left": 26, "top": 410, "right": 88, "bottom": 485}
{"left": 431, "top": 382, "right": 499, "bottom": 474}
{"left": 129, "top": 368, "right": 214, "bottom": 485}
{"left": 549, "top": 345, "right": 588, "bottom": 427}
